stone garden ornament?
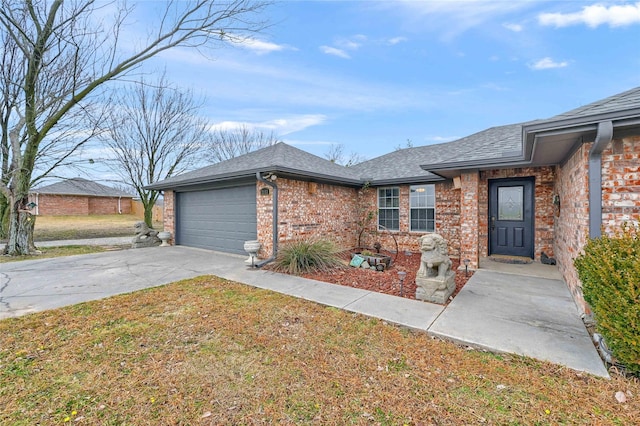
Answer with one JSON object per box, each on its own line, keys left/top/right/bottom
{"left": 131, "top": 221, "right": 161, "bottom": 248}
{"left": 415, "top": 233, "right": 456, "bottom": 304}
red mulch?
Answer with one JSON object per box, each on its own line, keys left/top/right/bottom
{"left": 299, "top": 250, "right": 474, "bottom": 305}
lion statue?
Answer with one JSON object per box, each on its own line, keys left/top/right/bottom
{"left": 132, "top": 221, "right": 161, "bottom": 248}
{"left": 417, "top": 233, "right": 452, "bottom": 280}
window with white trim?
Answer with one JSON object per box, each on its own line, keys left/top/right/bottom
{"left": 410, "top": 184, "right": 435, "bottom": 232}
{"left": 378, "top": 187, "right": 399, "bottom": 230}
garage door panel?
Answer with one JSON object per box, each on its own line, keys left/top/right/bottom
{"left": 176, "top": 185, "right": 257, "bottom": 254}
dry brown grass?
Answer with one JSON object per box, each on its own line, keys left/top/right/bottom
{"left": 1, "top": 276, "right": 638, "bottom": 425}
{"left": 32, "top": 215, "right": 163, "bottom": 241}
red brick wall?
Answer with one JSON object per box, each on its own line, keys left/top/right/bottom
{"left": 163, "top": 190, "right": 175, "bottom": 243}
{"left": 35, "top": 194, "right": 89, "bottom": 215}
{"left": 257, "top": 178, "right": 359, "bottom": 257}
{"left": 479, "top": 166, "right": 556, "bottom": 259}
{"left": 88, "top": 196, "right": 132, "bottom": 215}
{"left": 459, "top": 172, "right": 480, "bottom": 267}
{"left": 601, "top": 135, "right": 640, "bottom": 232}
{"left": 554, "top": 144, "right": 590, "bottom": 311}
{"left": 555, "top": 136, "right": 640, "bottom": 313}
{"left": 32, "top": 194, "right": 132, "bottom": 215}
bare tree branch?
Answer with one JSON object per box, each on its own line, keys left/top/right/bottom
{"left": 206, "top": 123, "right": 279, "bottom": 163}
{"left": 102, "top": 73, "right": 207, "bottom": 227}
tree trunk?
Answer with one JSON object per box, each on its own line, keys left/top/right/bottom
{"left": 144, "top": 203, "right": 153, "bottom": 229}
{"left": 3, "top": 196, "right": 36, "bottom": 255}
{"left": 0, "top": 194, "right": 9, "bottom": 239}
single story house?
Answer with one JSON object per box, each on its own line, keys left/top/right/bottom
{"left": 148, "top": 87, "right": 640, "bottom": 314}
{"left": 30, "top": 178, "right": 134, "bottom": 216}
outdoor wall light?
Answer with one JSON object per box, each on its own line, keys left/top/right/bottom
{"left": 397, "top": 270, "right": 407, "bottom": 297}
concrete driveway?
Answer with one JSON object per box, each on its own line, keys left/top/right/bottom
{"left": 0, "top": 246, "right": 247, "bottom": 318}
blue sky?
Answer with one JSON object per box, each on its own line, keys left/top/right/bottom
{"left": 75, "top": 0, "right": 640, "bottom": 183}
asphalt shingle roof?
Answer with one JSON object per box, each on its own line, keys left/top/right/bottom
{"left": 546, "top": 86, "right": 640, "bottom": 122}
{"left": 33, "top": 178, "right": 133, "bottom": 197}
{"left": 149, "top": 142, "right": 363, "bottom": 188}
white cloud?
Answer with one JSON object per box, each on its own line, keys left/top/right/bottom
{"left": 209, "top": 115, "right": 328, "bottom": 136}
{"left": 529, "top": 57, "right": 569, "bottom": 70}
{"left": 239, "top": 38, "right": 294, "bottom": 55}
{"left": 539, "top": 2, "right": 640, "bottom": 28}
{"left": 503, "top": 23, "right": 523, "bottom": 32}
{"left": 387, "top": 36, "right": 408, "bottom": 45}
{"left": 320, "top": 45, "right": 351, "bottom": 59}
{"left": 390, "top": 0, "right": 537, "bottom": 38}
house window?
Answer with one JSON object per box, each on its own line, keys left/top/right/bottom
{"left": 410, "top": 184, "right": 435, "bottom": 232}
{"left": 378, "top": 187, "right": 399, "bottom": 230}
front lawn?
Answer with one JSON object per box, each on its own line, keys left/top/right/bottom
{"left": 31, "top": 214, "right": 163, "bottom": 241}
{"left": 0, "top": 245, "right": 118, "bottom": 264}
{"left": 1, "top": 276, "right": 637, "bottom": 424}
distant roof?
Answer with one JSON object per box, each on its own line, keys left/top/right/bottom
{"left": 33, "top": 178, "right": 134, "bottom": 198}
{"left": 147, "top": 142, "right": 363, "bottom": 189}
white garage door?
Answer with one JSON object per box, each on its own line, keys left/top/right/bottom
{"left": 175, "top": 185, "right": 257, "bottom": 254}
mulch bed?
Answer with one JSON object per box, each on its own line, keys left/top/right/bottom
{"left": 299, "top": 250, "right": 474, "bottom": 305}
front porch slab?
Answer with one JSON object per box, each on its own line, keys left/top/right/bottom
{"left": 428, "top": 269, "right": 609, "bottom": 377}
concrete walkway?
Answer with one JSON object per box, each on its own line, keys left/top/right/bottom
{"left": 0, "top": 243, "right": 608, "bottom": 378}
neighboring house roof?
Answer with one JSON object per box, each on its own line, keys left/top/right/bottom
{"left": 149, "top": 86, "right": 640, "bottom": 189}
{"left": 33, "top": 178, "right": 134, "bottom": 198}
{"left": 147, "top": 142, "right": 364, "bottom": 190}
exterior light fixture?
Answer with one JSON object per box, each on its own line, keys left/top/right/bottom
{"left": 397, "top": 270, "right": 407, "bottom": 297}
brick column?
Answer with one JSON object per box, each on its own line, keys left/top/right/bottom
{"left": 163, "top": 190, "right": 175, "bottom": 245}
{"left": 459, "top": 171, "right": 480, "bottom": 268}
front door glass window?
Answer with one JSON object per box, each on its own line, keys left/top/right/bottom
{"left": 498, "top": 186, "right": 523, "bottom": 221}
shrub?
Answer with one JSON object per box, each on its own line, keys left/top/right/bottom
{"left": 272, "top": 239, "right": 344, "bottom": 275}
{"left": 574, "top": 224, "right": 640, "bottom": 375}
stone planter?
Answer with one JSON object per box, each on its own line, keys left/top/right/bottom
{"left": 158, "top": 231, "right": 171, "bottom": 247}
{"left": 243, "top": 240, "right": 261, "bottom": 265}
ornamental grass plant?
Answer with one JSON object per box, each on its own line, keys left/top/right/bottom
{"left": 272, "top": 239, "right": 344, "bottom": 275}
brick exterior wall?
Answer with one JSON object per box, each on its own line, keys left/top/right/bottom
{"left": 256, "top": 178, "right": 360, "bottom": 257}
{"left": 31, "top": 194, "right": 132, "bottom": 216}
{"left": 163, "top": 190, "right": 175, "bottom": 244}
{"left": 555, "top": 135, "right": 640, "bottom": 314}
{"left": 459, "top": 172, "right": 480, "bottom": 268}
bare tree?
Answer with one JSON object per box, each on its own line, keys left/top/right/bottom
{"left": 0, "top": 0, "right": 270, "bottom": 255}
{"left": 206, "top": 123, "right": 279, "bottom": 163}
{"left": 102, "top": 74, "right": 206, "bottom": 227}
{"left": 324, "top": 143, "right": 365, "bottom": 167}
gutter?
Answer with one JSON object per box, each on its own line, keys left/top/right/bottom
{"left": 254, "top": 172, "right": 278, "bottom": 267}
{"left": 588, "top": 121, "right": 614, "bottom": 238}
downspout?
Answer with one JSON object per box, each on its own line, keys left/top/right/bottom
{"left": 588, "top": 121, "right": 614, "bottom": 238}
{"left": 118, "top": 196, "right": 122, "bottom": 214}
{"left": 255, "top": 172, "right": 278, "bottom": 267}
{"left": 35, "top": 193, "right": 39, "bottom": 216}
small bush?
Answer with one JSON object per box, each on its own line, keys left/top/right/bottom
{"left": 272, "top": 239, "right": 344, "bottom": 275}
{"left": 574, "top": 224, "right": 640, "bottom": 374}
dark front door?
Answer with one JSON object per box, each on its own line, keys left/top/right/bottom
{"left": 489, "top": 178, "right": 534, "bottom": 258}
